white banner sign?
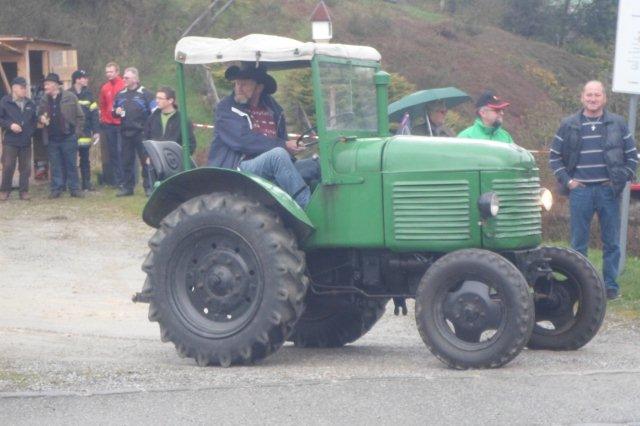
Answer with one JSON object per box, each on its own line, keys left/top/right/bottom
{"left": 613, "top": 0, "right": 640, "bottom": 94}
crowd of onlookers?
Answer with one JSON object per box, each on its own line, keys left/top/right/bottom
{"left": 0, "top": 61, "right": 195, "bottom": 200}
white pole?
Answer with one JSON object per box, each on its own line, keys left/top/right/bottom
{"left": 619, "top": 94, "right": 638, "bottom": 274}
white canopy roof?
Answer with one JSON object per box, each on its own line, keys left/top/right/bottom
{"left": 174, "top": 34, "right": 381, "bottom": 65}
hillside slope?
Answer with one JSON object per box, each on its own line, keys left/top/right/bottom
{"left": 0, "top": 0, "right": 613, "bottom": 150}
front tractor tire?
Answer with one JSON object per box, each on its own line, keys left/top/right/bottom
{"left": 527, "top": 246, "right": 606, "bottom": 350}
{"left": 288, "top": 293, "right": 389, "bottom": 348}
{"left": 143, "top": 193, "right": 308, "bottom": 366}
{"left": 415, "top": 249, "right": 534, "bottom": 369}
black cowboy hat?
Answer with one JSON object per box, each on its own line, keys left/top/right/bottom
{"left": 225, "top": 62, "right": 277, "bottom": 95}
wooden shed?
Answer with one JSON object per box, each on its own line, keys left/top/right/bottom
{"left": 0, "top": 35, "right": 77, "bottom": 97}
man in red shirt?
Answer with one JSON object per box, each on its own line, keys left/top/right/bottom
{"left": 98, "top": 61, "right": 125, "bottom": 186}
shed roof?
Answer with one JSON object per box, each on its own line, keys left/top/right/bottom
{"left": 0, "top": 35, "right": 72, "bottom": 47}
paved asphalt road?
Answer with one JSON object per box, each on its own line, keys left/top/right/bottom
{"left": 1, "top": 203, "right": 640, "bottom": 424}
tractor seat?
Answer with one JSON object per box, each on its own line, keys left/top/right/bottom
{"left": 143, "top": 140, "right": 196, "bottom": 182}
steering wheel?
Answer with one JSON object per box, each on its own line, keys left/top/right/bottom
{"left": 296, "top": 125, "right": 319, "bottom": 148}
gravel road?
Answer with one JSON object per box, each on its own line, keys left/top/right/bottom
{"left": 1, "top": 200, "right": 639, "bottom": 424}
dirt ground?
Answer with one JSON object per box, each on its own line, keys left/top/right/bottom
{"left": 1, "top": 190, "right": 640, "bottom": 424}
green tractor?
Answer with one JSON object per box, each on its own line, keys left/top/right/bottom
{"left": 133, "top": 34, "right": 606, "bottom": 369}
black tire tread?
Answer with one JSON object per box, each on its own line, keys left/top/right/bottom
{"left": 290, "top": 296, "right": 388, "bottom": 348}
{"left": 143, "top": 192, "right": 308, "bottom": 366}
{"left": 527, "top": 246, "right": 606, "bottom": 350}
{"left": 415, "top": 249, "right": 534, "bottom": 369}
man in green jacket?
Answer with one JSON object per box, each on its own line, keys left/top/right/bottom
{"left": 458, "top": 90, "right": 513, "bottom": 143}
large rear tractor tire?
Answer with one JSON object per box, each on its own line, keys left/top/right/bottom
{"left": 288, "top": 292, "right": 388, "bottom": 348}
{"left": 415, "top": 249, "right": 534, "bottom": 369}
{"left": 527, "top": 246, "right": 606, "bottom": 350}
{"left": 143, "top": 193, "right": 308, "bottom": 366}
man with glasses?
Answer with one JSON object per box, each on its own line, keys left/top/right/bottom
{"left": 145, "top": 86, "right": 196, "bottom": 154}
{"left": 112, "top": 67, "right": 155, "bottom": 196}
{"left": 458, "top": 90, "right": 514, "bottom": 143}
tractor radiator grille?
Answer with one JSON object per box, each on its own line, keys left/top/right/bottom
{"left": 491, "top": 177, "right": 542, "bottom": 238}
{"left": 392, "top": 180, "right": 470, "bottom": 241}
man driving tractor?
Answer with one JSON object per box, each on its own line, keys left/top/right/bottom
{"left": 207, "top": 62, "right": 317, "bottom": 207}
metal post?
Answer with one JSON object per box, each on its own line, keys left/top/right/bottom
{"left": 176, "top": 62, "right": 192, "bottom": 171}
{"left": 619, "top": 94, "right": 638, "bottom": 274}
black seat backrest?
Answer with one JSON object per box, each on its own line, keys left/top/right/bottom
{"left": 143, "top": 140, "right": 196, "bottom": 182}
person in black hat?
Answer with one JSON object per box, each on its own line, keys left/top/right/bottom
{"left": 37, "top": 72, "right": 86, "bottom": 198}
{"left": 70, "top": 69, "right": 99, "bottom": 190}
{"left": 457, "top": 90, "right": 514, "bottom": 143}
{"left": 0, "top": 76, "right": 37, "bottom": 200}
{"left": 207, "top": 62, "right": 312, "bottom": 208}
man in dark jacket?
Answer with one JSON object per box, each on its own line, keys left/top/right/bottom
{"left": 113, "top": 67, "right": 156, "bottom": 196}
{"left": 207, "top": 63, "right": 310, "bottom": 207}
{"left": 38, "top": 73, "right": 85, "bottom": 198}
{"left": 0, "top": 77, "right": 37, "bottom": 200}
{"left": 144, "top": 86, "right": 196, "bottom": 154}
{"left": 549, "top": 80, "right": 638, "bottom": 300}
{"left": 70, "top": 69, "right": 99, "bottom": 190}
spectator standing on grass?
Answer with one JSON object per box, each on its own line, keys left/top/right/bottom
{"left": 112, "top": 67, "right": 155, "bottom": 197}
{"left": 98, "top": 62, "right": 125, "bottom": 187}
{"left": 70, "top": 69, "right": 100, "bottom": 191}
{"left": 0, "top": 77, "right": 37, "bottom": 201}
{"left": 38, "top": 73, "right": 85, "bottom": 199}
{"left": 549, "top": 80, "right": 638, "bottom": 300}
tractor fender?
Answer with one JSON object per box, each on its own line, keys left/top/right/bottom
{"left": 143, "top": 167, "right": 315, "bottom": 241}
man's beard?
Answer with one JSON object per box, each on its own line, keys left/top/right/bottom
{"left": 234, "top": 94, "right": 249, "bottom": 105}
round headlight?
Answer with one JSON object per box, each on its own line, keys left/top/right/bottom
{"left": 478, "top": 192, "right": 500, "bottom": 218}
{"left": 539, "top": 188, "right": 553, "bottom": 211}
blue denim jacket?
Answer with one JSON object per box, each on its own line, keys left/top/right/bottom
{"left": 207, "top": 94, "right": 287, "bottom": 169}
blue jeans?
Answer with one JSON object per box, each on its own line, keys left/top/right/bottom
{"left": 569, "top": 184, "right": 621, "bottom": 290}
{"left": 101, "top": 123, "right": 123, "bottom": 186}
{"left": 48, "top": 134, "right": 80, "bottom": 192}
{"left": 239, "top": 147, "right": 310, "bottom": 208}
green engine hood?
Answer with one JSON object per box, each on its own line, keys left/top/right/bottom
{"left": 382, "top": 136, "right": 536, "bottom": 173}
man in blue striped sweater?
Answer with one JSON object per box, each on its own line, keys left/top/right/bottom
{"left": 549, "top": 80, "right": 638, "bottom": 300}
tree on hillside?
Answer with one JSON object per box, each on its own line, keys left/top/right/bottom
{"left": 503, "top": 0, "right": 546, "bottom": 38}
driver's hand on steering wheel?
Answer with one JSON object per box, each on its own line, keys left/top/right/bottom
{"left": 285, "top": 139, "right": 305, "bottom": 155}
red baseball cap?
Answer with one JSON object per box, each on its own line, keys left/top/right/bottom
{"left": 476, "top": 90, "right": 510, "bottom": 110}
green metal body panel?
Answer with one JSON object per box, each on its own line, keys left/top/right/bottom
{"left": 169, "top": 52, "right": 543, "bottom": 254}
{"left": 480, "top": 170, "right": 542, "bottom": 249}
{"left": 303, "top": 138, "right": 387, "bottom": 248}
{"left": 382, "top": 136, "right": 537, "bottom": 173}
{"left": 383, "top": 170, "right": 481, "bottom": 251}
{"left": 142, "top": 168, "right": 314, "bottom": 239}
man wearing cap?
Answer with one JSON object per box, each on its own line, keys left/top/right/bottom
{"left": 458, "top": 90, "right": 513, "bottom": 143}
{"left": 208, "top": 63, "right": 311, "bottom": 208}
{"left": 38, "top": 73, "right": 85, "bottom": 198}
{"left": 112, "top": 67, "right": 155, "bottom": 197}
{"left": 71, "top": 69, "right": 100, "bottom": 191}
{"left": 549, "top": 80, "right": 638, "bottom": 300}
{"left": 0, "top": 77, "right": 37, "bottom": 200}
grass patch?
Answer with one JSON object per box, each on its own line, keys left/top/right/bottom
{"left": 0, "top": 369, "right": 35, "bottom": 389}
{"left": 5, "top": 180, "right": 147, "bottom": 221}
